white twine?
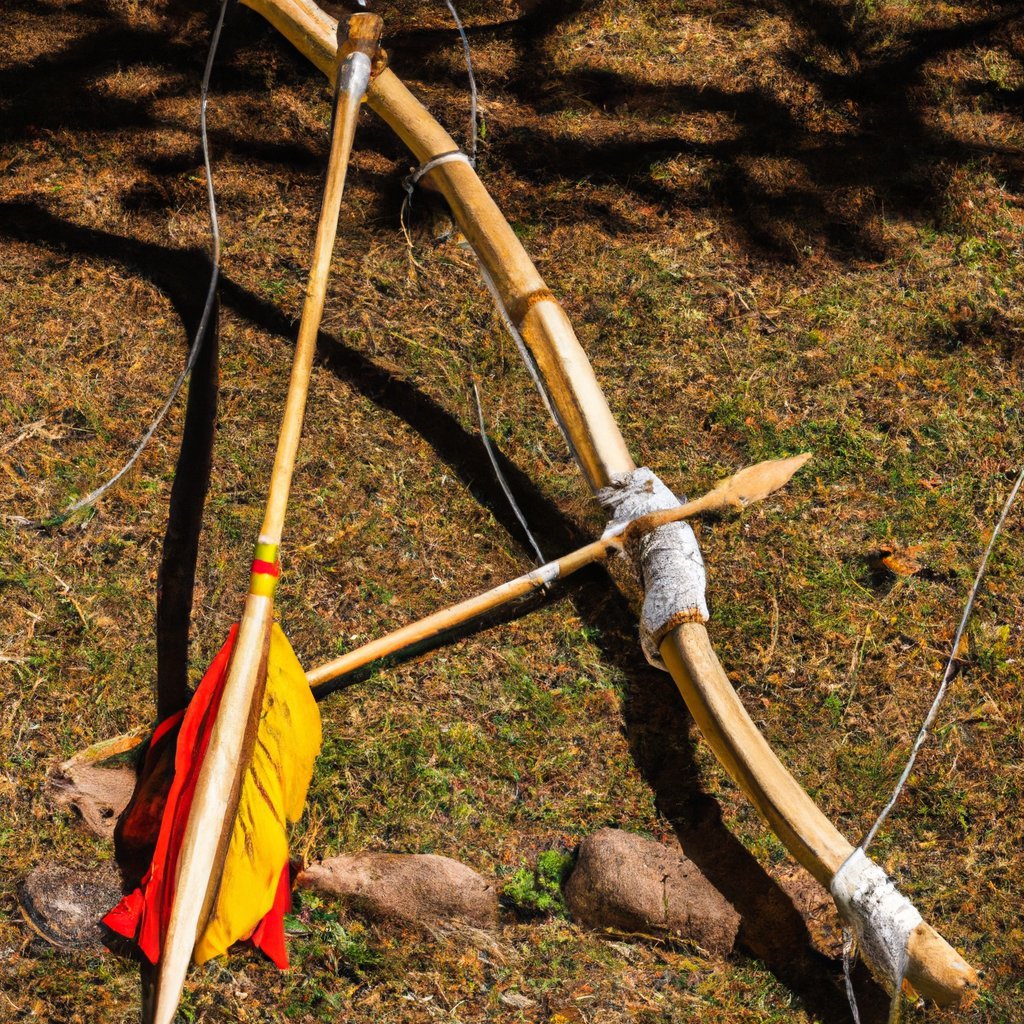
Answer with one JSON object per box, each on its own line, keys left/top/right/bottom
{"left": 401, "top": 0, "right": 478, "bottom": 208}
{"left": 399, "top": 150, "right": 472, "bottom": 256}
{"left": 403, "top": 149, "right": 473, "bottom": 196}
{"left": 597, "top": 468, "right": 709, "bottom": 668}
{"left": 831, "top": 848, "right": 920, "bottom": 1016}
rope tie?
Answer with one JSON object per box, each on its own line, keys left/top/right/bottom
{"left": 402, "top": 149, "right": 473, "bottom": 201}
{"left": 597, "top": 468, "right": 709, "bottom": 668}
{"left": 831, "top": 849, "right": 920, "bottom": 1022}
{"left": 400, "top": 150, "right": 473, "bottom": 253}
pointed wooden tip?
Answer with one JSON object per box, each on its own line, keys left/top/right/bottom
{"left": 906, "top": 920, "right": 980, "bottom": 1007}
{"left": 712, "top": 452, "right": 812, "bottom": 510}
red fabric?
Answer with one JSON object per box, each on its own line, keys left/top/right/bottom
{"left": 248, "top": 863, "right": 293, "bottom": 969}
{"left": 104, "top": 625, "right": 238, "bottom": 963}
{"left": 114, "top": 712, "right": 183, "bottom": 888}
{"left": 251, "top": 559, "right": 280, "bottom": 577}
{"left": 150, "top": 709, "right": 183, "bottom": 748}
{"left": 103, "top": 623, "right": 295, "bottom": 968}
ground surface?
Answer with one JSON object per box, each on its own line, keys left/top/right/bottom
{"left": 2, "top": 0, "right": 1023, "bottom": 1021}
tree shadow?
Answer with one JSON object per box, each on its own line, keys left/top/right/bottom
{"left": 6, "top": 0, "right": 993, "bottom": 1015}
{"left": 369, "top": 0, "right": 1024, "bottom": 258}
{"left": 8, "top": 0, "right": 1020, "bottom": 261}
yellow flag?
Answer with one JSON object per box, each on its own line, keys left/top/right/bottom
{"left": 195, "top": 624, "right": 321, "bottom": 964}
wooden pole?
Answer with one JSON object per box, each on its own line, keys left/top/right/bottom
{"left": 237, "top": 0, "right": 978, "bottom": 1005}
{"left": 148, "top": 17, "right": 382, "bottom": 1024}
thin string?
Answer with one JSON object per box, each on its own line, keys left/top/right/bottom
{"left": 472, "top": 381, "right": 546, "bottom": 566}
{"left": 840, "top": 465, "right": 1024, "bottom": 1020}
{"left": 395, "top": 0, "right": 577, "bottom": 469}
{"left": 841, "top": 932, "right": 862, "bottom": 1024}
{"left": 472, "top": 251, "right": 582, "bottom": 469}
{"left": 860, "top": 466, "right": 1023, "bottom": 849}
{"left": 58, "top": 0, "right": 228, "bottom": 519}
{"left": 442, "top": 0, "right": 478, "bottom": 164}
{"left": 400, "top": 0, "right": 478, "bottom": 246}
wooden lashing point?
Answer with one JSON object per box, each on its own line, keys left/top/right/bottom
{"left": 305, "top": 455, "right": 812, "bottom": 689}
{"left": 238, "top": 0, "right": 978, "bottom": 1007}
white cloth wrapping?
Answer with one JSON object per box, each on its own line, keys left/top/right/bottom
{"left": 830, "top": 847, "right": 923, "bottom": 991}
{"left": 597, "top": 468, "right": 709, "bottom": 669}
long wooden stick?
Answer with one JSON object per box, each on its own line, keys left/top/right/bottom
{"left": 237, "top": 0, "right": 978, "bottom": 1006}
{"left": 306, "top": 454, "right": 810, "bottom": 688}
{"left": 148, "top": 17, "right": 381, "bottom": 1024}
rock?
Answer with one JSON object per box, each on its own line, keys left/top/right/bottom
{"left": 19, "top": 863, "right": 122, "bottom": 950}
{"left": 564, "top": 829, "right": 739, "bottom": 955}
{"left": 297, "top": 853, "right": 499, "bottom": 930}
{"left": 47, "top": 762, "right": 137, "bottom": 840}
{"left": 46, "top": 731, "right": 147, "bottom": 840}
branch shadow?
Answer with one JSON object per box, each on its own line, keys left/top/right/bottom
{"left": 8, "top": 1, "right": 993, "bottom": 1015}
{"left": 364, "top": 0, "right": 1024, "bottom": 259}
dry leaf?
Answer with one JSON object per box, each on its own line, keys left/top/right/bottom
{"left": 875, "top": 544, "right": 926, "bottom": 577}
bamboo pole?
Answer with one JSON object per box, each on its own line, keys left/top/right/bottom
{"left": 237, "top": 0, "right": 978, "bottom": 1005}
{"left": 148, "top": 17, "right": 382, "bottom": 1024}
{"left": 306, "top": 455, "right": 810, "bottom": 688}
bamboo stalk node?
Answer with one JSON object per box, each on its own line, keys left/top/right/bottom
{"left": 506, "top": 287, "right": 556, "bottom": 327}
{"left": 598, "top": 467, "right": 709, "bottom": 667}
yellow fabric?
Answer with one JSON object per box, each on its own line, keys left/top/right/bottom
{"left": 194, "top": 623, "right": 321, "bottom": 963}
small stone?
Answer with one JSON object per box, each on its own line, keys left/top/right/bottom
{"left": 298, "top": 852, "right": 499, "bottom": 930}
{"left": 19, "top": 863, "right": 122, "bottom": 950}
{"left": 564, "top": 828, "right": 739, "bottom": 955}
{"left": 47, "top": 762, "right": 136, "bottom": 840}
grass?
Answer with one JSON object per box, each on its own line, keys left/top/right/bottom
{"left": 502, "top": 849, "right": 576, "bottom": 917}
{"left": 2, "top": 0, "right": 1024, "bottom": 1021}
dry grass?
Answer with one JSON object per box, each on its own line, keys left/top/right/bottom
{"left": 1, "top": 0, "right": 1023, "bottom": 1021}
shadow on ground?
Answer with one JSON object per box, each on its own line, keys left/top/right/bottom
{"left": 1, "top": 196, "right": 888, "bottom": 1020}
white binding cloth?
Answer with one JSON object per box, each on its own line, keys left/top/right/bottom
{"left": 830, "top": 847, "right": 923, "bottom": 990}
{"left": 597, "top": 467, "right": 709, "bottom": 669}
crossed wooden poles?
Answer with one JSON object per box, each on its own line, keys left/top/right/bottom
{"left": 109, "top": 1, "right": 979, "bottom": 1016}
